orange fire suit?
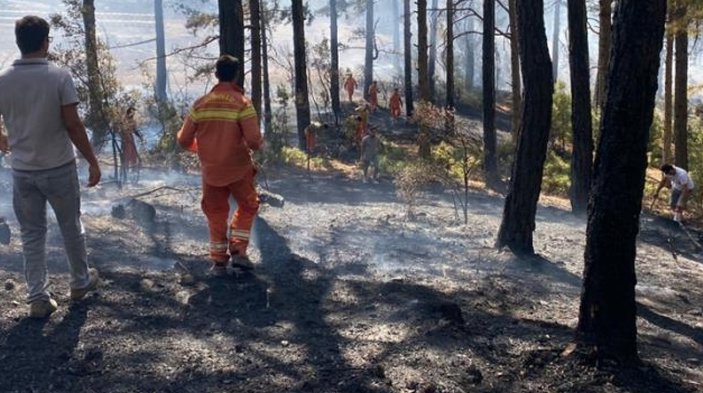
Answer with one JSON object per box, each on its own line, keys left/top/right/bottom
{"left": 368, "top": 84, "right": 378, "bottom": 111}
{"left": 178, "top": 82, "right": 262, "bottom": 263}
{"left": 344, "top": 76, "right": 358, "bottom": 102}
{"left": 389, "top": 92, "right": 403, "bottom": 119}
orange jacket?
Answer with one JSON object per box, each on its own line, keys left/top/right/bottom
{"left": 178, "top": 82, "right": 262, "bottom": 187}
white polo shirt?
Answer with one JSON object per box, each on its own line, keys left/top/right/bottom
{"left": 0, "top": 58, "right": 79, "bottom": 170}
{"left": 668, "top": 166, "right": 695, "bottom": 191}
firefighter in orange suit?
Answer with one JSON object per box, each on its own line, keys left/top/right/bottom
{"left": 368, "top": 81, "right": 379, "bottom": 112}
{"left": 343, "top": 73, "right": 358, "bottom": 103}
{"left": 389, "top": 88, "right": 403, "bottom": 120}
{"left": 178, "top": 55, "right": 262, "bottom": 274}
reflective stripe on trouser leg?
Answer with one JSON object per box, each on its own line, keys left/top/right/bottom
{"left": 229, "top": 170, "right": 260, "bottom": 256}
{"left": 202, "top": 183, "right": 231, "bottom": 263}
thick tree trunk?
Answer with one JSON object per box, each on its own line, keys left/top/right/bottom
{"left": 428, "top": 0, "right": 439, "bottom": 100}
{"left": 404, "top": 0, "right": 415, "bottom": 116}
{"left": 496, "top": 0, "right": 554, "bottom": 255}
{"left": 249, "top": 0, "right": 262, "bottom": 118}
{"left": 154, "top": 0, "right": 168, "bottom": 102}
{"left": 482, "top": 0, "right": 498, "bottom": 184}
{"left": 673, "top": 17, "right": 688, "bottom": 170}
{"left": 464, "top": 17, "right": 475, "bottom": 92}
{"left": 577, "top": 0, "right": 666, "bottom": 364}
{"left": 663, "top": 33, "right": 673, "bottom": 164}
{"left": 567, "top": 0, "right": 593, "bottom": 215}
{"left": 330, "top": 0, "right": 341, "bottom": 124}
{"left": 261, "top": 1, "right": 272, "bottom": 133}
{"left": 593, "top": 0, "right": 611, "bottom": 111}
{"left": 445, "top": 0, "right": 454, "bottom": 108}
{"left": 551, "top": 0, "right": 561, "bottom": 81}
{"left": 508, "top": 0, "right": 521, "bottom": 138}
{"left": 292, "top": 0, "right": 311, "bottom": 148}
{"left": 364, "top": 0, "right": 374, "bottom": 101}
{"left": 82, "top": 0, "right": 107, "bottom": 146}
{"left": 218, "top": 0, "right": 245, "bottom": 86}
{"left": 417, "top": 0, "right": 430, "bottom": 101}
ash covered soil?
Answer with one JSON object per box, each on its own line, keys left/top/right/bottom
{"left": 0, "top": 165, "right": 702, "bottom": 393}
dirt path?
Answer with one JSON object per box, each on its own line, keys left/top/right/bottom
{"left": 0, "top": 166, "right": 701, "bottom": 393}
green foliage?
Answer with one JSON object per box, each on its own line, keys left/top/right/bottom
{"left": 542, "top": 150, "right": 571, "bottom": 195}
{"left": 648, "top": 112, "right": 664, "bottom": 167}
{"left": 378, "top": 137, "right": 410, "bottom": 175}
{"left": 686, "top": 117, "right": 703, "bottom": 207}
{"left": 550, "top": 81, "right": 572, "bottom": 152}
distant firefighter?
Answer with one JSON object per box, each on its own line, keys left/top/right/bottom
{"left": 304, "top": 121, "right": 328, "bottom": 155}
{"left": 343, "top": 73, "right": 358, "bottom": 103}
{"left": 178, "top": 55, "right": 262, "bottom": 275}
{"left": 119, "top": 106, "right": 144, "bottom": 176}
{"left": 389, "top": 88, "right": 403, "bottom": 120}
{"left": 354, "top": 103, "right": 370, "bottom": 144}
{"left": 368, "top": 81, "right": 379, "bottom": 112}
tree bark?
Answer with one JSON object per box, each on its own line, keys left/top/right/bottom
{"left": 464, "top": 17, "right": 475, "bottom": 92}
{"left": 593, "top": 0, "right": 612, "bottom": 111}
{"left": 364, "top": 0, "right": 374, "bottom": 101}
{"left": 218, "top": 0, "right": 245, "bottom": 87}
{"left": 663, "top": 32, "right": 673, "bottom": 164}
{"left": 551, "top": 0, "right": 561, "bottom": 81}
{"left": 417, "top": 0, "right": 430, "bottom": 101}
{"left": 404, "top": 0, "right": 415, "bottom": 116}
{"left": 330, "top": 0, "right": 341, "bottom": 124}
{"left": 508, "top": 0, "right": 521, "bottom": 138}
{"left": 482, "top": 0, "right": 498, "bottom": 184}
{"left": 445, "top": 0, "right": 454, "bottom": 108}
{"left": 428, "top": 0, "right": 439, "bottom": 100}
{"left": 81, "top": 0, "right": 107, "bottom": 146}
{"left": 577, "top": 0, "right": 666, "bottom": 364}
{"left": 249, "top": 0, "right": 262, "bottom": 118}
{"left": 567, "top": 0, "right": 593, "bottom": 215}
{"left": 673, "top": 7, "right": 688, "bottom": 170}
{"left": 292, "top": 0, "right": 311, "bottom": 148}
{"left": 496, "top": 0, "right": 554, "bottom": 255}
{"left": 261, "top": 0, "right": 272, "bottom": 133}
{"left": 154, "top": 0, "right": 168, "bottom": 102}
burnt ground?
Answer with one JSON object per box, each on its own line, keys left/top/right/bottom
{"left": 0, "top": 163, "right": 702, "bottom": 393}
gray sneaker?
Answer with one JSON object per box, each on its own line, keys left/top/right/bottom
{"left": 230, "top": 254, "right": 255, "bottom": 271}
{"left": 70, "top": 268, "right": 100, "bottom": 301}
{"left": 29, "top": 298, "right": 58, "bottom": 319}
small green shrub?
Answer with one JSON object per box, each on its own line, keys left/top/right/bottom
{"left": 542, "top": 150, "right": 570, "bottom": 195}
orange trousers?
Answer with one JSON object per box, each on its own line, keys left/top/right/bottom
{"left": 390, "top": 105, "right": 401, "bottom": 119}
{"left": 201, "top": 168, "right": 260, "bottom": 262}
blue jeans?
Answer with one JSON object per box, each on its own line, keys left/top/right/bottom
{"left": 12, "top": 161, "right": 91, "bottom": 303}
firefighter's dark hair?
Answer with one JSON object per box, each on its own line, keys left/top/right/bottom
{"left": 15, "top": 16, "right": 49, "bottom": 55}
{"left": 215, "top": 55, "right": 240, "bottom": 82}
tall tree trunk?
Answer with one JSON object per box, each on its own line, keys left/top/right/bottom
{"left": 428, "top": 0, "right": 439, "bottom": 100}
{"left": 364, "top": 0, "right": 374, "bottom": 101}
{"left": 508, "top": 0, "right": 521, "bottom": 138}
{"left": 464, "top": 17, "right": 475, "bottom": 92}
{"left": 551, "top": 0, "right": 561, "bottom": 81}
{"left": 249, "top": 0, "right": 262, "bottom": 118}
{"left": 292, "top": 0, "right": 311, "bottom": 148}
{"left": 218, "top": 0, "right": 245, "bottom": 86}
{"left": 417, "top": 0, "right": 430, "bottom": 101}
{"left": 404, "top": 0, "right": 415, "bottom": 116}
{"left": 577, "top": 0, "right": 666, "bottom": 364}
{"left": 663, "top": 33, "right": 673, "bottom": 164}
{"left": 445, "top": 0, "right": 454, "bottom": 108}
{"left": 82, "top": 0, "right": 107, "bottom": 146}
{"left": 483, "top": 0, "right": 497, "bottom": 184}
{"left": 594, "top": 0, "right": 612, "bottom": 111}
{"left": 261, "top": 0, "right": 272, "bottom": 134}
{"left": 673, "top": 8, "right": 688, "bottom": 170}
{"left": 567, "top": 0, "right": 593, "bottom": 215}
{"left": 393, "top": 0, "right": 401, "bottom": 72}
{"left": 496, "top": 0, "right": 554, "bottom": 255}
{"left": 330, "top": 0, "right": 341, "bottom": 124}
{"left": 154, "top": 0, "right": 168, "bottom": 102}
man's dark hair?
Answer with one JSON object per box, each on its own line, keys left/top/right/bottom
{"left": 660, "top": 163, "right": 674, "bottom": 173}
{"left": 215, "top": 55, "right": 240, "bottom": 82}
{"left": 15, "top": 16, "right": 50, "bottom": 55}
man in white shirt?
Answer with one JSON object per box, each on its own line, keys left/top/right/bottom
{"left": 0, "top": 16, "right": 100, "bottom": 318}
{"left": 655, "top": 163, "right": 695, "bottom": 222}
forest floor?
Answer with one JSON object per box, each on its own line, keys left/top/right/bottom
{"left": 0, "top": 158, "right": 702, "bottom": 393}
